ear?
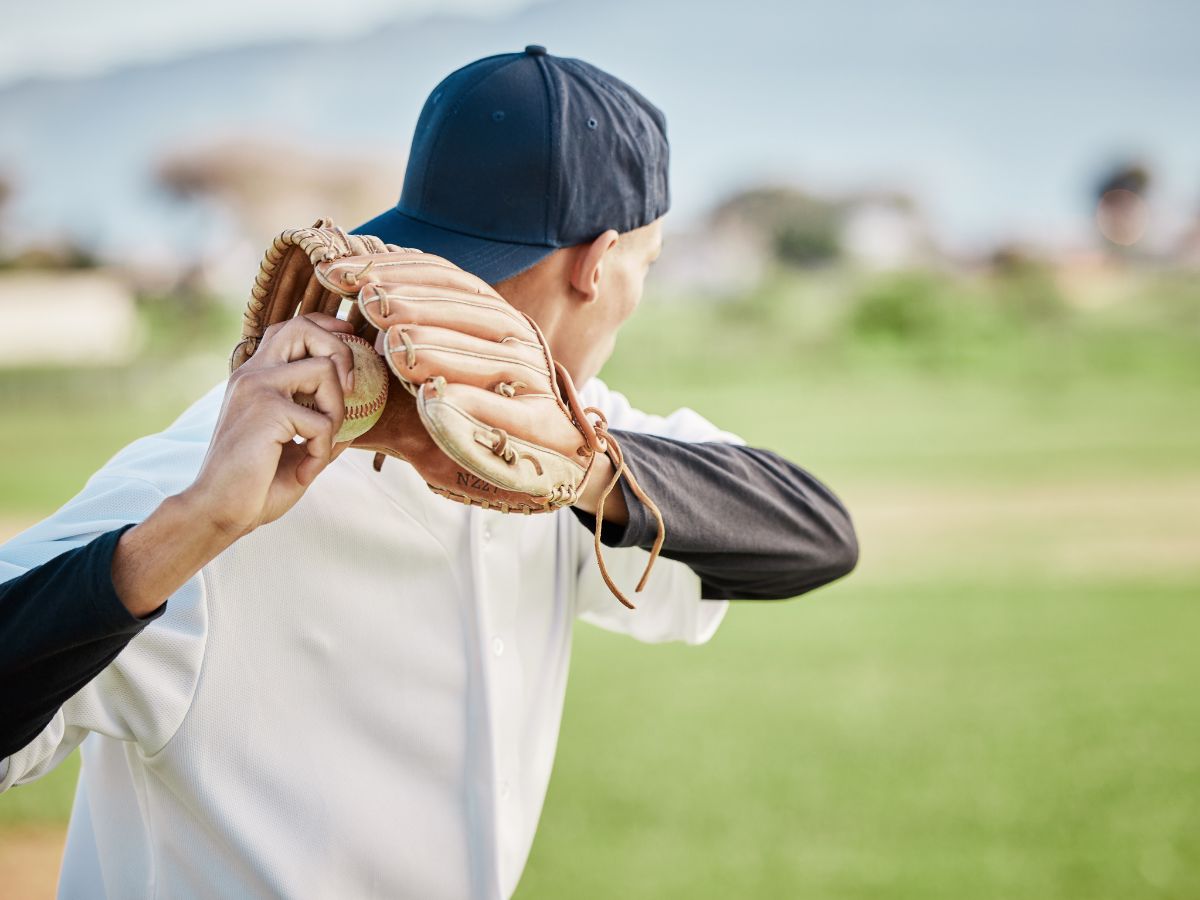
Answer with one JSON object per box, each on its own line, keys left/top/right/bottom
{"left": 570, "top": 230, "right": 620, "bottom": 302}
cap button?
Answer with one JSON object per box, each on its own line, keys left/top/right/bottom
{"left": 524, "top": 45, "right": 547, "bottom": 56}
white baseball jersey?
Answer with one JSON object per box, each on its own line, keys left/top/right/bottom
{"left": 0, "top": 377, "right": 732, "bottom": 899}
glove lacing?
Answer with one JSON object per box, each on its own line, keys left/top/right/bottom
{"left": 554, "top": 362, "right": 665, "bottom": 609}
{"left": 584, "top": 408, "right": 666, "bottom": 610}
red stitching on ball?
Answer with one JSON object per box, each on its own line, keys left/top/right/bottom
{"left": 340, "top": 334, "right": 387, "bottom": 422}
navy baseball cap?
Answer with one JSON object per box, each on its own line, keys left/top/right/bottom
{"left": 354, "top": 45, "right": 670, "bottom": 285}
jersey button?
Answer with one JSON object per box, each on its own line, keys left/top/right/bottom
{"left": 492, "top": 637, "right": 505, "bottom": 656}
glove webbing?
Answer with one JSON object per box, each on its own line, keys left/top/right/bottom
{"left": 230, "top": 219, "right": 395, "bottom": 372}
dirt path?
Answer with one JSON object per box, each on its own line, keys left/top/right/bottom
{"left": 842, "top": 475, "right": 1200, "bottom": 581}
{"left": 1, "top": 515, "right": 69, "bottom": 898}
{"left": 0, "top": 518, "right": 36, "bottom": 545}
{"left": 0, "top": 825, "right": 65, "bottom": 899}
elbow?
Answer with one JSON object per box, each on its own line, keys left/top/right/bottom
{"left": 828, "top": 527, "right": 859, "bottom": 583}
{"left": 789, "top": 509, "right": 858, "bottom": 597}
{"left": 821, "top": 505, "right": 859, "bottom": 585}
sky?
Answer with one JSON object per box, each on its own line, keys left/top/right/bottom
{"left": 2, "top": 0, "right": 1195, "bottom": 257}
{"left": 0, "top": 0, "right": 532, "bottom": 85}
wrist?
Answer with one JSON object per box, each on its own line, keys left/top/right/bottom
{"left": 575, "top": 453, "right": 629, "bottom": 525}
{"left": 174, "top": 482, "right": 254, "bottom": 544}
{"left": 112, "top": 492, "right": 240, "bottom": 618}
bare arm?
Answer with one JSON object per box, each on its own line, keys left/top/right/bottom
{"left": 0, "top": 314, "right": 356, "bottom": 757}
{"left": 111, "top": 313, "right": 356, "bottom": 616}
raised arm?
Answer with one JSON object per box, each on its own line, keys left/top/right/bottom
{"left": 573, "top": 431, "right": 858, "bottom": 601}
{"left": 0, "top": 313, "right": 355, "bottom": 761}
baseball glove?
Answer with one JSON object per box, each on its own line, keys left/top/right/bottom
{"left": 231, "top": 218, "right": 664, "bottom": 608}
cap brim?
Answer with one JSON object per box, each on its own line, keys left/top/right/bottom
{"left": 352, "top": 208, "right": 556, "bottom": 285}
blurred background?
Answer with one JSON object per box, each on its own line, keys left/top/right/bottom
{"left": 1, "top": 1, "right": 1198, "bottom": 897}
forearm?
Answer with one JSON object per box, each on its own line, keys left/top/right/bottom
{"left": 572, "top": 430, "right": 858, "bottom": 600}
{"left": 1, "top": 492, "right": 241, "bottom": 758}
{"left": 111, "top": 490, "right": 237, "bottom": 618}
{"left": 1, "top": 314, "right": 352, "bottom": 761}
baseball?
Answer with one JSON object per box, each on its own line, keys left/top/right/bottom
{"left": 295, "top": 332, "right": 388, "bottom": 443}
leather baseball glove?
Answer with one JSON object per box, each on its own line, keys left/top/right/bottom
{"left": 231, "top": 219, "right": 663, "bottom": 608}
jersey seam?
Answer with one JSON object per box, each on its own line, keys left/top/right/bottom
{"left": 141, "top": 562, "right": 210, "bottom": 761}
{"left": 85, "top": 474, "right": 211, "bottom": 760}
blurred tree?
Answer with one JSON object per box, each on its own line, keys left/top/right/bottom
{"left": 157, "top": 139, "right": 402, "bottom": 249}
{"left": 848, "top": 271, "right": 950, "bottom": 341}
{"left": 989, "top": 245, "right": 1067, "bottom": 323}
{"left": 1, "top": 243, "right": 99, "bottom": 271}
{"left": 712, "top": 186, "right": 843, "bottom": 267}
{"left": 0, "top": 170, "right": 102, "bottom": 271}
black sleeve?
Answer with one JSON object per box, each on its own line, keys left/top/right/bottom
{"left": 572, "top": 431, "right": 858, "bottom": 601}
{"left": 0, "top": 524, "right": 162, "bottom": 760}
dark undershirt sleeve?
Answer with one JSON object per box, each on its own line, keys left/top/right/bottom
{"left": 0, "top": 524, "right": 163, "bottom": 759}
{"left": 572, "top": 430, "right": 858, "bottom": 601}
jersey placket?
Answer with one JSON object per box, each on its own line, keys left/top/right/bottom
{"left": 464, "top": 504, "right": 524, "bottom": 897}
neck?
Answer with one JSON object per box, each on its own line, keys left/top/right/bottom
{"left": 494, "top": 252, "right": 573, "bottom": 356}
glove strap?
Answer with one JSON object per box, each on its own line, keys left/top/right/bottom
{"left": 552, "top": 361, "right": 666, "bottom": 609}
{"left": 586, "top": 410, "right": 666, "bottom": 610}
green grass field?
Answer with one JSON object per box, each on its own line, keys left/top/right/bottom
{"left": 1, "top": 290, "right": 1197, "bottom": 897}
{"left": 515, "top": 321, "right": 1200, "bottom": 899}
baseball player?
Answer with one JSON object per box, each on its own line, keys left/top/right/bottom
{"left": 0, "top": 48, "right": 857, "bottom": 898}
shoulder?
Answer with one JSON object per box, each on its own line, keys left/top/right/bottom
{"left": 92, "top": 380, "right": 225, "bottom": 496}
{"left": 578, "top": 377, "right": 744, "bottom": 445}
